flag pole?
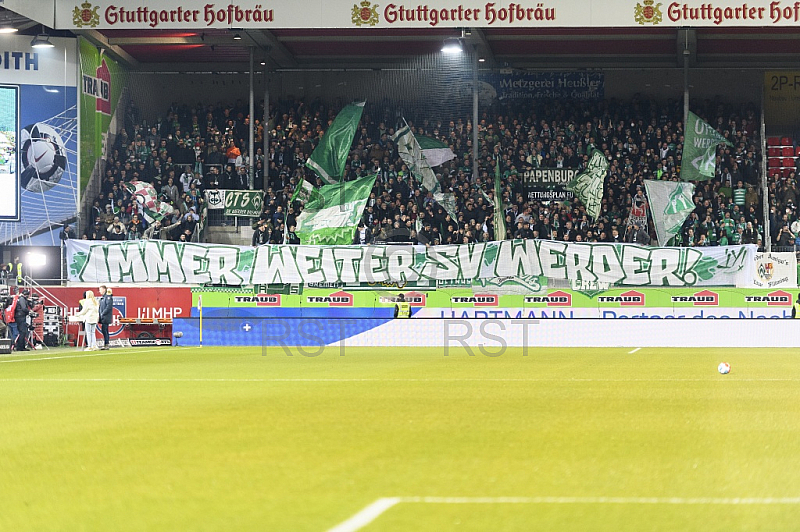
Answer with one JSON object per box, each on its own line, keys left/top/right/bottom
{"left": 761, "top": 82, "right": 770, "bottom": 252}
{"left": 472, "top": 43, "right": 479, "bottom": 184}
{"left": 198, "top": 294, "right": 203, "bottom": 347}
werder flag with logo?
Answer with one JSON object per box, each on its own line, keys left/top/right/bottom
{"left": 682, "top": 111, "right": 733, "bottom": 181}
{"left": 494, "top": 160, "right": 506, "bottom": 240}
{"left": 643, "top": 179, "right": 696, "bottom": 246}
{"left": 305, "top": 101, "right": 365, "bottom": 184}
{"left": 290, "top": 178, "right": 320, "bottom": 205}
{"left": 567, "top": 148, "right": 608, "bottom": 221}
{"left": 393, "top": 119, "right": 458, "bottom": 222}
{"left": 294, "top": 173, "right": 377, "bottom": 245}
{"left": 125, "top": 181, "right": 174, "bottom": 223}
{"left": 392, "top": 120, "right": 444, "bottom": 193}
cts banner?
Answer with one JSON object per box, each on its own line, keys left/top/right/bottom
{"left": 67, "top": 239, "right": 757, "bottom": 288}
{"left": 205, "top": 189, "right": 264, "bottom": 217}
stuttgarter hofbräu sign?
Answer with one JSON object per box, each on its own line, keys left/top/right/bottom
{"left": 33, "top": 0, "right": 800, "bottom": 30}
{"left": 66, "top": 239, "right": 756, "bottom": 287}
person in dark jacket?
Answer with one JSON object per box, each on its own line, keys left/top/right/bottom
{"left": 14, "top": 289, "right": 30, "bottom": 352}
{"left": 98, "top": 285, "right": 114, "bottom": 350}
{"left": 353, "top": 222, "right": 374, "bottom": 245}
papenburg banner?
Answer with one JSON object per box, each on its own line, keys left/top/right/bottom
{"left": 523, "top": 168, "right": 576, "bottom": 202}
{"left": 66, "top": 239, "right": 757, "bottom": 288}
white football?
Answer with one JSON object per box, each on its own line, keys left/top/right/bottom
{"left": 718, "top": 362, "right": 731, "bottom": 375}
{"left": 20, "top": 122, "right": 66, "bottom": 193}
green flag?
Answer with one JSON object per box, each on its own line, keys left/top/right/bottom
{"left": 305, "top": 102, "right": 365, "bottom": 184}
{"left": 290, "top": 178, "right": 320, "bottom": 205}
{"left": 494, "top": 160, "right": 506, "bottom": 241}
{"left": 294, "top": 173, "right": 377, "bottom": 245}
{"left": 392, "top": 120, "right": 441, "bottom": 194}
{"left": 432, "top": 191, "right": 458, "bottom": 222}
{"left": 416, "top": 135, "right": 456, "bottom": 168}
{"left": 567, "top": 148, "right": 608, "bottom": 221}
{"left": 643, "top": 179, "right": 695, "bottom": 246}
{"left": 682, "top": 111, "right": 733, "bottom": 181}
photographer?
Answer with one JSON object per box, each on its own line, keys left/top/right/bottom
{"left": 14, "top": 289, "right": 30, "bottom": 352}
{"left": 777, "top": 224, "right": 795, "bottom": 250}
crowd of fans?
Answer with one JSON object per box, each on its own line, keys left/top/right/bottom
{"left": 83, "top": 95, "right": 782, "bottom": 251}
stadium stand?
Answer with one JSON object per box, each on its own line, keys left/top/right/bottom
{"left": 83, "top": 96, "right": 774, "bottom": 251}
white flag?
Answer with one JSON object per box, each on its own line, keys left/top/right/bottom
{"left": 644, "top": 179, "right": 696, "bottom": 246}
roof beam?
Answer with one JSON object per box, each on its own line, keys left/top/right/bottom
{"left": 245, "top": 29, "right": 298, "bottom": 69}
{"left": 468, "top": 28, "right": 496, "bottom": 67}
{"left": 74, "top": 29, "right": 140, "bottom": 68}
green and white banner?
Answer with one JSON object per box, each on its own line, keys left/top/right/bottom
{"left": 67, "top": 239, "right": 756, "bottom": 288}
{"left": 567, "top": 148, "right": 608, "bottom": 221}
{"left": 644, "top": 179, "right": 695, "bottom": 246}
{"left": 294, "top": 173, "right": 377, "bottom": 245}
{"left": 204, "top": 190, "right": 263, "bottom": 217}
{"left": 682, "top": 111, "right": 733, "bottom": 182}
{"left": 305, "top": 102, "right": 365, "bottom": 184}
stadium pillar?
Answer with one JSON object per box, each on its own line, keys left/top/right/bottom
{"left": 472, "top": 44, "right": 479, "bottom": 183}
{"left": 682, "top": 47, "right": 689, "bottom": 130}
{"left": 761, "top": 85, "right": 770, "bottom": 252}
{"left": 263, "top": 51, "right": 270, "bottom": 192}
{"left": 249, "top": 47, "right": 256, "bottom": 190}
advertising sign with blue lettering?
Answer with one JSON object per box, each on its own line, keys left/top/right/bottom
{"left": 484, "top": 72, "right": 604, "bottom": 101}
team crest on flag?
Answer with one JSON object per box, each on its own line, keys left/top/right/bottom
{"left": 634, "top": 0, "right": 662, "bottom": 24}
{"left": 352, "top": 1, "right": 380, "bottom": 26}
{"left": 758, "top": 262, "right": 774, "bottom": 282}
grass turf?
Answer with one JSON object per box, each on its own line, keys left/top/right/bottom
{"left": 1, "top": 346, "right": 800, "bottom": 531}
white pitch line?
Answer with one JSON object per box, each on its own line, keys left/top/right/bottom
{"left": 0, "top": 347, "right": 193, "bottom": 363}
{"left": 628, "top": 347, "right": 641, "bottom": 354}
{"left": 0, "top": 377, "right": 797, "bottom": 383}
{"left": 327, "top": 496, "right": 800, "bottom": 532}
{"left": 326, "top": 497, "right": 401, "bottom": 532}
{"left": 399, "top": 496, "right": 800, "bottom": 505}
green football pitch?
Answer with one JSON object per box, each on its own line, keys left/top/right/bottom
{"left": 2, "top": 345, "right": 800, "bottom": 531}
